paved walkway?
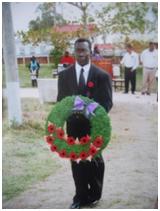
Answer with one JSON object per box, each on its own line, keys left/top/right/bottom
{"left": 3, "top": 89, "right": 158, "bottom": 209}
{"left": 2, "top": 88, "right": 157, "bottom": 105}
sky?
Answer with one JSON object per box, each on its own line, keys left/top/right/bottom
{"left": 10, "top": 2, "right": 158, "bottom": 42}
{"left": 11, "top": 2, "right": 43, "bottom": 32}
{"left": 11, "top": 2, "right": 107, "bottom": 32}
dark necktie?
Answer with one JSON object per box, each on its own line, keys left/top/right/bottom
{"left": 78, "top": 68, "right": 86, "bottom": 95}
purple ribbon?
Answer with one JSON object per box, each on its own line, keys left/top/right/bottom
{"left": 73, "top": 96, "right": 99, "bottom": 117}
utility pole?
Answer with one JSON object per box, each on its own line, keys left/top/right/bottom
{"left": 2, "top": 2, "right": 22, "bottom": 125}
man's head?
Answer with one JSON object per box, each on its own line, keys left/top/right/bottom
{"left": 154, "top": 42, "right": 158, "bottom": 49}
{"left": 31, "top": 56, "right": 36, "bottom": 61}
{"left": 94, "top": 45, "right": 100, "bottom": 54}
{"left": 64, "top": 51, "right": 69, "bottom": 57}
{"left": 126, "top": 44, "right": 132, "bottom": 53}
{"left": 74, "top": 38, "right": 92, "bottom": 66}
{"left": 149, "top": 42, "right": 155, "bottom": 51}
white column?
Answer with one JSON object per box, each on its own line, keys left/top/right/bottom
{"left": 2, "top": 2, "right": 22, "bottom": 125}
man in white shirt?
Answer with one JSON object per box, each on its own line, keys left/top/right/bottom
{"left": 140, "top": 42, "right": 158, "bottom": 95}
{"left": 121, "top": 44, "right": 139, "bottom": 94}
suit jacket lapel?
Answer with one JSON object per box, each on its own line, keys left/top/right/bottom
{"left": 87, "top": 64, "right": 95, "bottom": 84}
{"left": 70, "top": 65, "right": 79, "bottom": 93}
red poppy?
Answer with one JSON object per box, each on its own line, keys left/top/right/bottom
{"left": 50, "top": 144, "right": 57, "bottom": 152}
{"left": 87, "top": 81, "right": 94, "bottom": 88}
{"left": 46, "top": 136, "right": 54, "bottom": 145}
{"left": 48, "top": 124, "right": 56, "bottom": 133}
{"left": 89, "top": 146, "right": 97, "bottom": 156}
{"left": 93, "top": 136, "right": 103, "bottom": 148}
{"left": 59, "top": 149, "right": 67, "bottom": 158}
{"left": 80, "top": 135, "right": 90, "bottom": 145}
{"left": 67, "top": 137, "right": 75, "bottom": 145}
{"left": 69, "top": 152, "right": 78, "bottom": 160}
{"left": 56, "top": 128, "right": 65, "bottom": 139}
{"left": 79, "top": 151, "right": 88, "bottom": 160}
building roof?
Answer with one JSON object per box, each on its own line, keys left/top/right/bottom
{"left": 54, "top": 24, "right": 97, "bottom": 33}
{"left": 95, "top": 44, "right": 114, "bottom": 50}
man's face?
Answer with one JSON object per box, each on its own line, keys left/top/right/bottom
{"left": 74, "top": 41, "right": 91, "bottom": 66}
{"left": 126, "top": 47, "right": 132, "bottom": 53}
{"left": 149, "top": 43, "right": 154, "bottom": 51}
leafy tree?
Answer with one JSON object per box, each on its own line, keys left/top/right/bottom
{"left": 17, "top": 2, "right": 99, "bottom": 67}
{"left": 67, "top": 2, "right": 91, "bottom": 32}
{"left": 35, "top": 3, "right": 66, "bottom": 28}
{"left": 96, "top": 2, "right": 158, "bottom": 43}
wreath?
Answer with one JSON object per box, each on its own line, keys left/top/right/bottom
{"left": 44, "top": 95, "right": 111, "bottom": 162}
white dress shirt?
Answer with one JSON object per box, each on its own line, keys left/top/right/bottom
{"left": 75, "top": 61, "right": 91, "bottom": 85}
{"left": 140, "top": 49, "right": 158, "bottom": 69}
{"left": 121, "top": 51, "right": 139, "bottom": 70}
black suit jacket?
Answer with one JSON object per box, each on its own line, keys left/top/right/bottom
{"left": 57, "top": 63, "right": 113, "bottom": 112}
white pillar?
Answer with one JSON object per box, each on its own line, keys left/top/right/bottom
{"left": 2, "top": 2, "right": 22, "bottom": 125}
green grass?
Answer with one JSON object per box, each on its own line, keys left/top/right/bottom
{"left": 2, "top": 98, "right": 61, "bottom": 201}
{"left": 3, "top": 64, "right": 157, "bottom": 92}
{"left": 18, "top": 64, "right": 55, "bottom": 87}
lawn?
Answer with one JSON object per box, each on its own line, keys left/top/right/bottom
{"left": 2, "top": 64, "right": 157, "bottom": 92}
{"left": 2, "top": 98, "right": 61, "bottom": 201}
{"left": 18, "top": 64, "right": 55, "bottom": 87}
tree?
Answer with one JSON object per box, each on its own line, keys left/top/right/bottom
{"left": 18, "top": 2, "right": 99, "bottom": 66}
{"left": 36, "top": 3, "right": 66, "bottom": 28}
{"left": 67, "top": 2, "right": 91, "bottom": 32}
{"left": 66, "top": 2, "right": 99, "bottom": 41}
{"left": 96, "top": 2, "right": 158, "bottom": 43}
{"left": 2, "top": 2, "right": 22, "bottom": 126}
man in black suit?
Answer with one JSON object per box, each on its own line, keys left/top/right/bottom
{"left": 57, "top": 38, "right": 113, "bottom": 209}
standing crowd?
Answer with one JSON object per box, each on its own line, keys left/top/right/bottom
{"left": 121, "top": 42, "right": 158, "bottom": 95}
{"left": 28, "top": 41, "right": 158, "bottom": 95}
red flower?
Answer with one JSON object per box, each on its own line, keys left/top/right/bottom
{"left": 48, "top": 124, "right": 56, "bottom": 133}
{"left": 79, "top": 151, "right": 88, "bottom": 160}
{"left": 59, "top": 149, "right": 67, "bottom": 158}
{"left": 93, "top": 136, "right": 103, "bottom": 148}
{"left": 46, "top": 136, "right": 54, "bottom": 145}
{"left": 89, "top": 146, "right": 97, "bottom": 156}
{"left": 56, "top": 128, "right": 65, "bottom": 139}
{"left": 87, "top": 81, "right": 94, "bottom": 88}
{"left": 80, "top": 135, "right": 90, "bottom": 145}
{"left": 50, "top": 144, "right": 57, "bottom": 152}
{"left": 67, "top": 137, "right": 75, "bottom": 145}
{"left": 69, "top": 152, "right": 78, "bottom": 160}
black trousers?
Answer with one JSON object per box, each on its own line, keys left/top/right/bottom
{"left": 71, "top": 156, "right": 105, "bottom": 204}
{"left": 31, "top": 79, "right": 37, "bottom": 87}
{"left": 67, "top": 113, "right": 105, "bottom": 204}
{"left": 124, "top": 67, "right": 136, "bottom": 93}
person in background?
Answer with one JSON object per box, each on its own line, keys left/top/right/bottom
{"left": 92, "top": 45, "right": 103, "bottom": 60}
{"left": 120, "top": 44, "right": 139, "bottom": 94}
{"left": 154, "top": 42, "right": 158, "bottom": 101}
{"left": 57, "top": 38, "right": 113, "bottom": 209}
{"left": 60, "top": 51, "right": 75, "bottom": 67}
{"left": 29, "top": 56, "right": 40, "bottom": 87}
{"left": 140, "top": 42, "right": 158, "bottom": 95}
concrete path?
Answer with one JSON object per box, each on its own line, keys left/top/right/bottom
{"left": 3, "top": 89, "right": 158, "bottom": 209}
{"left": 2, "top": 88, "right": 157, "bottom": 106}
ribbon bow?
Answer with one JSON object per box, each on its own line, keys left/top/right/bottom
{"left": 73, "top": 96, "right": 99, "bottom": 118}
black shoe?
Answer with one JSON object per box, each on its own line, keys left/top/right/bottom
{"left": 69, "top": 202, "right": 81, "bottom": 209}
{"left": 123, "top": 91, "right": 128, "bottom": 94}
{"left": 132, "top": 91, "right": 135, "bottom": 94}
{"left": 141, "top": 92, "right": 145, "bottom": 95}
{"left": 88, "top": 200, "right": 99, "bottom": 207}
{"left": 146, "top": 92, "right": 150, "bottom": 95}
